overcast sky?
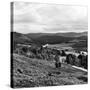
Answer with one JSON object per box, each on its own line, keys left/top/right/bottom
{"left": 13, "top": 2, "right": 88, "bottom": 33}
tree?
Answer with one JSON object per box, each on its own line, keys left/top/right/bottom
{"left": 78, "top": 54, "right": 88, "bottom": 69}
{"left": 66, "top": 54, "right": 76, "bottom": 65}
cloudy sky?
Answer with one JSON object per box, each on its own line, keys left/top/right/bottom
{"left": 13, "top": 2, "right": 88, "bottom": 33}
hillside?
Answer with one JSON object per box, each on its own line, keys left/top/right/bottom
{"left": 55, "top": 32, "right": 87, "bottom": 37}
{"left": 11, "top": 32, "right": 34, "bottom": 49}
{"left": 27, "top": 32, "right": 87, "bottom": 38}
{"left": 26, "top": 32, "right": 87, "bottom": 45}
{"left": 12, "top": 32, "right": 33, "bottom": 43}
{"left": 12, "top": 32, "right": 87, "bottom": 45}
{"left": 12, "top": 32, "right": 87, "bottom": 51}
{"left": 12, "top": 54, "right": 87, "bottom": 88}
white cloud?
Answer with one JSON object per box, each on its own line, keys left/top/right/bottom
{"left": 13, "top": 2, "right": 88, "bottom": 33}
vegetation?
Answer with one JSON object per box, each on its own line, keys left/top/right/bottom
{"left": 66, "top": 54, "right": 88, "bottom": 69}
{"left": 11, "top": 31, "right": 88, "bottom": 88}
{"left": 12, "top": 54, "right": 87, "bottom": 88}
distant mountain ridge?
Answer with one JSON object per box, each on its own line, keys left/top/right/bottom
{"left": 12, "top": 32, "right": 34, "bottom": 49}
{"left": 27, "top": 31, "right": 87, "bottom": 38}
{"left": 55, "top": 32, "right": 87, "bottom": 37}
{"left": 12, "top": 31, "right": 88, "bottom": 45}
{"left": 12, "top": 32, "right": 33, "bottom": 43}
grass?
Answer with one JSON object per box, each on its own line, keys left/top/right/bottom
{"left": 12, "top": 53, "right": 88, "bottom": 88}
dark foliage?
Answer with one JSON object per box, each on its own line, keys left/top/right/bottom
{"left": 66, "top": 54, "right": 76, "bottom": 65}
{"left": 66, "top": 54, "right": 88, "bottom": 69}
{"left": 78, "top": 55, "right": 88, "bottom": 69}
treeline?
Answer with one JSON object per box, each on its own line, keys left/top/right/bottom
{"left": 14, "top": 45, "right": 88, "bottom": 69}
{"left": 14, "top": 45, "right": 65, "bottom": 61}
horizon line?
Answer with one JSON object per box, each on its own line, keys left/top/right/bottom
{"left": 11, "top": 31, "right": 88, "bottom": 34}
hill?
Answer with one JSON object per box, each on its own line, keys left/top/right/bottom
{"left": 11, "top": 32, "right": 34, "bottom": 49}
{"left": 12, "top": 53, "right": 87, "bottom": 88}
{"left": 12, "top": 32, "right": 33, "bottom": 43}
{"left": 55, "top": 32, "right": 87, "bottom": 37}
{"left": 27, "top": 32, "right": 87, "bottom": 38}
{"left": 12, "top": 31, "right": 88, "bottom": 50}
{"left": 26, "top": 32, "right": 87, "bottom": 45}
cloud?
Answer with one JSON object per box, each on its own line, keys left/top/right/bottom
{"left": 13, "top": 2, "right": 88, "bottom": 33}
{"left": 14, "top": 23, "right": 46, "bottom": 33}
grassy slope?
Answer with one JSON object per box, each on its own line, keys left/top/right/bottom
{"left": 12, "top": 54, "right": 87, "bottom": 88}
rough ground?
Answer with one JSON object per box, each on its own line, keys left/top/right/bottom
{"left": 12, "top": 53, "right": 88, "bottom": 88}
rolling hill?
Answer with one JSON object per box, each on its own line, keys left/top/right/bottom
{"left": 11, "top": 31, "right": 88, "bottom": 50}
{"left": 27, "top": 32, "right": 87, "bottom": 38}
{"left": 54, "top": 32, "right": 87, "bottom": 37}
{"left": 12, "top": 53, "right": 87, "bottom": 88}
{"left": 26, "top": 32, "right": 87, "bottom": 44}
{"left": 11, "top": 32, "right": 34, "bottom": 50}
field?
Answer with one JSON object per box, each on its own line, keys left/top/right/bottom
{"left": 12, "top": 53, "right": 87, "bottom": 88}
{"left": 46, "top": 43, "right": 74, "bottom": 50}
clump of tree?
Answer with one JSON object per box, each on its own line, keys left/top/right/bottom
{"left": 78, "top": 54, "right": 88, "bottom": 69}
{"left": 14, "top": 45, "right": 59, "bottom": 61}
{"left": 66, "top": 54, "right": 88, "bottom": 69}
{"left": 66, "top": 54, "right": 76, "bottom": 65}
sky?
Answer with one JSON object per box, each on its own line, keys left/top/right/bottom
{"left": 13, "top": 2, "right": 88, "bottom": 33}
